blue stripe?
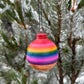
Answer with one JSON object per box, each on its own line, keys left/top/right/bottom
{"left": 27, "top": 50, "right": 58, "bottom": 57}
{"left": 28, "top": 59, "right": 58, "bottom": 65}
{"left": 27, "top": 54, "right": 58, "bottom": 59}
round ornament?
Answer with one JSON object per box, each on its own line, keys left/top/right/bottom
{"left": 26, "top": 33, "right": 59, "bottom": 71}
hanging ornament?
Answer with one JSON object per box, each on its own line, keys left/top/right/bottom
{"left": 26, "top": 33, "right": 59, "bottom": 71}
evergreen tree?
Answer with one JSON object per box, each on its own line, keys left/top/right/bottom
{"left": 0, "top": 0, "right": 84, "bottom": 84}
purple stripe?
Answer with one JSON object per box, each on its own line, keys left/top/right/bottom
{"left": 27, "top": 54, "right": 59, "bottom": 62}
{"left": 28, "top": 59, "right": 58, "bottom": 65}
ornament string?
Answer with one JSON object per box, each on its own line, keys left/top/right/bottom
{"left": 38, "top": 0, "right": 40, "bottom": 29}
{"left": 38, "top": 0, "right": 43, "bottom": 32}
{"left": 40, "top": 0, "right": 43, "bottom": 32}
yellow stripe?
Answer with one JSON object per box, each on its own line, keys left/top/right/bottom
{"left": 27, "top": 46, "right": 57, "bottom": 53}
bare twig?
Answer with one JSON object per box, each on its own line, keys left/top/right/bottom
{"left": 23, "top": 33, "right": 28, "bottom": 68}
{"left": 71, "top": 0, "right": 77, "bottom": 12}
{"left": 54, "top": 71, "right": 59, "bottom": 81}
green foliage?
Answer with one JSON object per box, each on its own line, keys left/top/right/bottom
{"left": 63, "top": 61, "right": 72, "bottom": 74}
{"left": 31, "top": 80, "right": 38, "bottom": 84}
{"left": 0, "top": 68, "right": 21, "bottom": 84}
{"left": 0, "top": 0, "right": 34, "bottom": 29}
{"left": 1, "top": 30, "right": 18, "bottom": 50}
{"left": 0, "top": 71, "right": 12, "bottom": 83}
{"left": 3, "top": 0, "right": 14, "bottom": 6}
{"left": 21, "top": 68, "right": 27, "bottom": 84}
{"left": 14, "top": 0, "right": 25, "bottom": 25}
{"left": 78, "top": 0, "right": 84, "bottom": 9}
{"left": 26, "top": 8, "right": 32, "bottom": 21}
{"left": 1, "top": 31, "right": 10, "bottom": 44}
{"left": 9, "top": 70, "right": 21, "bottom": 84}
{"left": 6, "top": 9, "right": 20, "bottom": 23}
{"left": 68, "top": 0, "right": 71, "bottom": 10}
{"left": 0, "top": 29, "right": 27, "bottom": 68}
{"left": 30, "top": 0, "right": 38, "bottom": 10}
{"left": 0, "top": 3, "right": 5, "bottom": 8}
{"left": 26, "top": 0, "right": 29, "bottom": 4}
{"left": 0, "top": 66, "right": 28, "bottom": 84}
{"left": 48, "top": 36, "right": 55, "bottom": 42}
{"left": 0, "top": 30, "right": 25, "bottom": 51}
{"left": 0, "top": 0, "right": 84, "bottom": 84}
{"left": 63, "top": 47, "right": 69, "bottom": 53}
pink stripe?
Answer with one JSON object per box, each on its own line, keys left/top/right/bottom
{"left": 30, "top": 42, "right": 55, "bottom": 47}
{"left": 26, "top": 55, "right": 59, "bottom": 63}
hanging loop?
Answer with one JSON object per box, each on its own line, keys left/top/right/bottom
{"left": 38, "top": 0, "right": 43, "bottom": 33}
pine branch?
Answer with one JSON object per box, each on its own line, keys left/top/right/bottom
{"left": 68, "top": 14, "right": 83, "bottom": 84}
{"left": 68, "top": 0, "right": 71, "bottom": 10}
{"left": 38, "top": 0, "right": 51, "bottom": 26}
{"left": 3, "top": 47, "right": 10, "bottom": 65}
{"left": 3, "top": 0, "right": 14, "bottom": 6}
{"left": 67, "top": 14, "right": 76, "bottom": 84}
{"left": 42, "top": 9, "right": 51, "bottom": 26}
{"left": 68, "top": 15, "right": 73, "bottom": 48}
{"left": 75, "top": 57, "right": 84, "bottom": 80}
{"left": 21, "top": 68, "right": 27, "bottom": 84}
{"left": 0, "top": 3, "right": 5, "bottom": 8}
{"left": 71, "top": 38, "right": 82, "bottom": 83}
{"left": 54, "top": 71, "right": 59, "bottom": 81}
{"left": 2, "top": 0, "right": 26, "bottom": 29}
{"left": 23, "top": 33, "right": 28, "bottom": 68}
{"left": 38, "top": 0, "right": 55, "bottom": 32}
{"left": 78, "top": 0, "right": 84, "bottom": 9}
{"left": 31, "top": 80, "right": 38, "bottom": 84}
{"left": 15, "top": 0, "right": 26, "bottom": 29}
{"left": 56, "top": 3, "right": 64, "bottom": 84}
{"left": 56, "top": 4, "right": 62, "bottom": 45}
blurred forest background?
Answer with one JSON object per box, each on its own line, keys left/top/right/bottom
{"left": 0, "top": 0, "right": 84, "bottom": 84}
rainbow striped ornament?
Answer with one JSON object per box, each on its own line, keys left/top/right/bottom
{"left": 26, "top": 33, "right": 59, "bottom": 71}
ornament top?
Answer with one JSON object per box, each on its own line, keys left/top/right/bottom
{"left": 36, "top": 33, "right": 47, "bottom": 39}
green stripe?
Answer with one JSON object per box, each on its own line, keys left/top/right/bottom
{"left": 27, "top": 50, "right": 58, "bottom": 57}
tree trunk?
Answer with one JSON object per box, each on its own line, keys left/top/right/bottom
{"left": 57, "top": 53, "right": 64, "bottom": 84}
{"left": 56, "top": 4, "right": 64, "bottom": 84}
{"left": 71, "top": 77, "right": 75, "bottom": 84}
